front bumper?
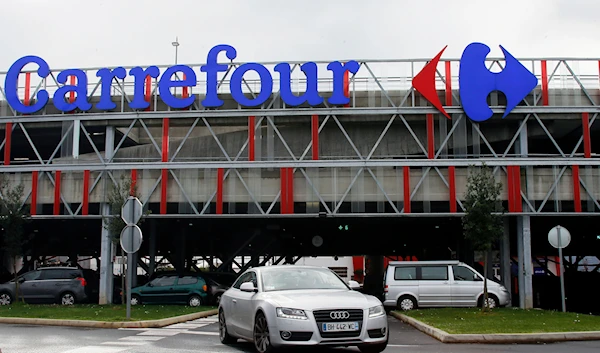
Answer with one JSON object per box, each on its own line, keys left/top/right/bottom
{"left": 269, "top": 309, "right": 388, "bottom": 347}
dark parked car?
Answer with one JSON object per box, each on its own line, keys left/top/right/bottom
{"left": 0, "top": 267, "right": 91, "bottom": 305}
{"left": 130, "top": 273, "right": 209, "bottom": 307}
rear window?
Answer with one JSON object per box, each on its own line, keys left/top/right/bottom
{"left": 394, "top": 267, "right": 417, "bottom": 280}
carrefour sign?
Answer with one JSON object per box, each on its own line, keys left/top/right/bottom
{"left": 3, "top": 44, "right": 360, "bottom": 114}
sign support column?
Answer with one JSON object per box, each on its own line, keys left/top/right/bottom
{"left": 99, "top": 126, "right": 115, "bottom": 305}
{"left": 517, "top": 121, "right": 533, "bottom": 309}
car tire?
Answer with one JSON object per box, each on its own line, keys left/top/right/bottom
{"left": 478, "top": 294, "right": 499, "bottom": 309}
{"left": 188, "top": 294, "right": 203, "bottom": 307}
{"left": 60, "top": 292, "right": 76, "bottom": 305}
{"left": 0, "top": 292, "right": 13, "bottom": 305}
{"left": 131, "top": 294, "right": 141, "bottom": 306}
{"left": 397, "top": 295, "right": 417, "bottom": 311}
{"left": 218, "top": 309, "right": 237, "bottom": 344}
{"left": 253, "top": 311, "right": 276, "bottom": 353}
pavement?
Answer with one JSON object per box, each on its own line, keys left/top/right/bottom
{"left": 1, "top": 314, "right": 600, "bottom": 353}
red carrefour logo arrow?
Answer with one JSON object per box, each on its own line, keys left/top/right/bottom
{"left": 412, "top": 46, "right": 450, "bottom": 119}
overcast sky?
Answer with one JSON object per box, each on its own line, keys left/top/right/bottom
{"left": 0, "top": 0, "right": 598, "bottom": 70}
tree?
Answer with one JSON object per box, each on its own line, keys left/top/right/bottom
{"left": 462, "top": 163, "right": 504, "bottom": 312}
{"left": 103, "top": 174, "right": 148, "bottom": 304}
{"left": 0, "top": 175, "right": 31, "bottom": 303}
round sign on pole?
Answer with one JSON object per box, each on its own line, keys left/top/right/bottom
{"left": 120, "top": 224, "right": 143, "bottom": 254}
{"left": 548, "top": 225, "right": 571, "bottom": 249}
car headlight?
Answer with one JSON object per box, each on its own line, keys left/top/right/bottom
{"left": 276, "top": 307, "right": 308, "bottom": 320}
{"left": 369, "top": 305, "right": 385, "bottom": 318}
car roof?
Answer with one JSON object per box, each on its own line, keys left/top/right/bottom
{"left": 388, "top": 260, "right": 462, "bottom": 266}
{"left": 38, "top": 267, "right": 80, "bottom": 270}
{"left": 250, "top": 265, "right": 332, "bottom": 272}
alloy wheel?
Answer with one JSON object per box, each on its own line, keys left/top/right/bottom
{"left": 61, "top": 293, "right": 75, "bottom": 305}
{"left": 254, "top": 314, "right": 270, "bottom": 353}
{"left": 0, "top": 293, "right": 11, "bottom": 305}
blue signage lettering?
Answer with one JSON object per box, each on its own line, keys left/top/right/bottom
{"left": 3, "top": 44, "right": 360, "bottom": 114}
{"left": 5, "top": 55, "right": 50, "bottom": 114}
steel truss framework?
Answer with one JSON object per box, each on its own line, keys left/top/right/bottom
{"left": 0, "top": 57, "right": 600, "bottom": 218}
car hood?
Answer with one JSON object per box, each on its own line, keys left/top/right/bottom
{"left": 259, "top": 289, "right": 378, "bottom": 311}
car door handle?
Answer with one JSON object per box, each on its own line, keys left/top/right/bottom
{"left": 232, "top": 299, "right": 237, "bottom": 304}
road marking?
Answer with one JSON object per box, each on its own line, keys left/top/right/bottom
{"left": 60, "top": 346, "right": 128, "bottom": 353}
{"left": 136, "top": 330, "right": 183, "bottom": 336}
{"left": 179, "top": 331, "right": 220, "bottom": 336}
{"left": 101, "top": 341, "right": 148, "bottom": 346}
{"left": 118, "top": 335, "right": 165, "bottom": 341}
{"left": 387, "top": 344, "right": 421, "bottom": 347}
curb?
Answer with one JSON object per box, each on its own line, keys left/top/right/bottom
{"left": 0, "top": 309, "right": 218, "bottom": 329}
{"left": 390, "top": 311, "right": 600, "bottom": 344}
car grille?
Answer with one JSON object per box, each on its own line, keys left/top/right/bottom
{"left": 313, "top": 309, "right": 364, "bottom": 338}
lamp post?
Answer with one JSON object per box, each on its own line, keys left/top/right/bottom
{"left": 172, "top": 37, "right": 179, "bottom": 65}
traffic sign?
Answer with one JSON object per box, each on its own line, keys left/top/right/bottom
{"left": 121, "top": 196, "right": 143, "bottom": 225}
{"left": 120, "top": 224, "right": 143, "bottom": 254}
{"left": 548, "top": 225, "right": 571, "bottom": 249}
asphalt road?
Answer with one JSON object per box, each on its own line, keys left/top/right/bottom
{"left": 1, "top": 314, "right": 600, "bottom": 353}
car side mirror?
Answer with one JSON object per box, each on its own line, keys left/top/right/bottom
{"left": 240, "top": 282, "right": 257, "bottom": 293}
{"left": 18, "top": 278, "right": 25, "bottom": 283}
{"left": 348, "top": 280, "right": 361, "bottom": 290}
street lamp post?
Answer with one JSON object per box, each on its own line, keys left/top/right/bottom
{"left": 172, "top": 37, "right": 179, "bottom": 65}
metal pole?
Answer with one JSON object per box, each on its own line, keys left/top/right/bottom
{"left": 126, "top": 253, "right": 132, "bottom": 320}
{"left": 558, "top": 227, "right": 566, "bottom": 312}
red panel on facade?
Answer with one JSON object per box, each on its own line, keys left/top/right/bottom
{"left": 31, "top": 171, "right": 38, "bottom": 216}
{"left": 216, "top": 168, "right": 224, "bottom": 214}
{"left": 248, "top": 116, "right": 255, "bottom": 161}
{"left": 82, "top": 170, "right": 90, "bottom": 215}
{"left": 287, "top": 168, "right": 294, "bottom": 213}
{"left": 427, "top": 114, "right": 435, "bottom": 159}
{"left": 182, "top": 73, "right": 189, "bottom": 98}
{"left": 69, "top": 76, "right": 76, "bottom": 103}
{"left": 24, "top": 72, "right": 31, "bottom": 106}
{"left": 403, "top": 166, "right": 411, "bottom": 213}
{"left": 145, "top": 75, "right": 152, "bottom": 111}
{"left": 445, "top": 61, "right": 452, "bottom": 106}
{"left": 280, "top": 168, "right": 288, "bottom": 214}
{"left": 160, "top": 169, "right": 168, "bottom": 214}
{"left": 583, "top": 112, "right": 591, "bottom": 158}
{"left": 343, "top": 69, "right": 350, "bottom": 107}
{"left": 509, "top": 166, "right": 523, "bottom": 212}
{"left": 312, "top": 115, "right": 319, "bottom": 160}
{"left": 507, "top": 166, "right": 514, "bottom": 212}
{"left": 541, "top": 60, "right": 549, "bottom": 106}
{"left": 162, "top": 118, "right": 169, "bottom": 162}
{"left": 131, "top": 169, "right": 137, "bottom": 196}
{"left": 448, "top": 166, "right": 457, "bottom": 213}
{"left": 572, "top": 165, "right": 581, "bottom": 212}
{"left": 54, "top": 171, "right": 61, "bottom": 215}
{"left": 4, "top": 122, "right": 11, "bottom": 166}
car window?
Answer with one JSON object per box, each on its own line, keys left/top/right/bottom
{"left": 40, "top": 269, "right": 80, "bottom": 280}
{"left": 19, "top": 270, "right": 41, "bottom": 281}
{"left": 177, "top": 276, "right": 198, "bottom": 285}
{"left": 151, "top": 276, "right": 177, "bottom": 287}
{"left": 420, "top": 266, "right": 448, "bottom": 280}
{"left": 232, "top": 272, "right": 252, "bottom": 289}
{"left": 394, "top": 266, "right": 416, "bottom": 280}
{"left": 452, "top": 266, "right": 479, "bottom": 281}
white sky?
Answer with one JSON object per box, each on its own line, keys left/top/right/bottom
{"left": 0, "top": 0, "right": 598, "bottom": 70}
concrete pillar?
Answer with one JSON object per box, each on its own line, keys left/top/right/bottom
{"left": 99, "top": 126, "right": 115, "bottom": 305}
{"left": 517, "top": 122, "right": 534, "bottom": 309}
{"left": 500, "top": 218, "right": 512, "bottom": 306}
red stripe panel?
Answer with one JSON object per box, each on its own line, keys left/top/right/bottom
{"left": 445, "top": 61, "right": 452, "bottom": 106}
{"left": 216, "top": 168, "right": 224, "bottom": 214}
{"left": 541, "top": 60, "right": 549, "bottom": 106}
{"left": 512, "top": 166, "right": 523, "bottom": 212}
{"left": 343, "top": 68, "right": 350, "bottom": 108}
{"left": 4, "top": 122, "right": 12, "bottom": 165}
{"left": 248, "top": 116, "right": 255, "bottom": 161}
{"left": 507, "top": 166, "right": 514, "bottom": 212}
{"left": 145, "top": 75, "right": 152, "bottom": 111}
{"left": 182, "top": 73, "right": 189, "bottom": 98}
{"left": 54, "top": 171, "right": 61, "bottom": 215}
{"left": 403, "top": 166, "right": 411, "bottom": 213}
{"left": 573, "top": 165, "right": 581, "bottom": 212}
{"left": 130, "top": 169, "right": 137, "bottom": 196}
{"left": 160, "top": 169, "right": 168, "bottom": 214}
{"left": 312, "top": 115, "right": 319, "bottom": 160}
{"left": 82, "top": 170, "right": 90, "bottom": 215}
{"left": 69, "top": 76, "right": 76, "bottom": 103}
{"left": 280, "top": 168, "right": 288, "bottom": 214}
{"left": 24, "top": 73, "right": 31, "bottom": 106}
{"left": 448, "top": 166, "right": 457, "bottom": 213}
{"left": 31, "top": 171, "right": 38, "bottom": 216}
{"left": 427, "top": 114, "right": 434, "bottom": 159}
{"left": 162, "top": 118, "right": 169, "bottom": 162}
{"left": 583, "top": 112, "right": 591, "bottom": 158}
{"left": 287, "top": 168, "right": 294, "bottom": 213}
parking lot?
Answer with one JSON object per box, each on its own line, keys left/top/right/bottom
{"left": 1, "top": 315, "right": 600, "bottom": 353}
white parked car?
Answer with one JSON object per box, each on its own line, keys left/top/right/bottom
{"left": 218, "top": 265, "right": 388, "bottom": 353}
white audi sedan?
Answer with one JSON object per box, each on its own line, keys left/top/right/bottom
{"left": 218, "top": 265, "right": 388, "bottom": 353}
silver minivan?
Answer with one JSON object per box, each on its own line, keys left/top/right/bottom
{"left": 383, "top": 260, "right": 510, "bottom": 311}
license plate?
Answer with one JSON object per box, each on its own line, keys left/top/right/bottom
{"left": 322, "top": 322, "right": 359, "bottom": 332}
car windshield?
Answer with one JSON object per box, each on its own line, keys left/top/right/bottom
{"left": 260, "top": 267, "right": 349, "bottom": 292}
